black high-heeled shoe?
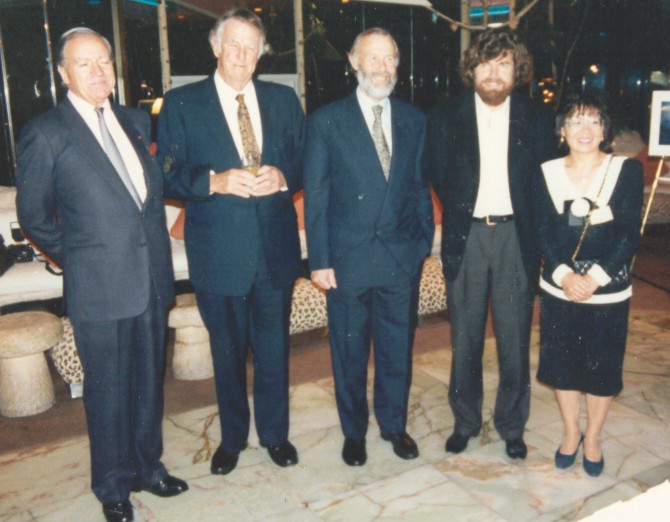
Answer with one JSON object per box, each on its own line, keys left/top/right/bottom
{"left": 555, "top": 434, "right": 584, "bottom": 469}
{"left": 583, "top": 451, "right": 605, "bottom": 477}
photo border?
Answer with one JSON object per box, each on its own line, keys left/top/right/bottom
{"left": 648, "top": 90, "right": 670, "bottom": 157}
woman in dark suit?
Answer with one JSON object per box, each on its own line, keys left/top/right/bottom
{"left": 534, "top": 94, "right": 643, "bottom": 477}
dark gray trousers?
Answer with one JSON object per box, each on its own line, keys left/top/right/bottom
{"left": 326, "top": 274, "right": 420, "bottom": 440}
{"left": 446, "top": 221, "right": 533, "bottom": 440}
{"left": 72, "top": 287, "right": 168, "bottom": 504}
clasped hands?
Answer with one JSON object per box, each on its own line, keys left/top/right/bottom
{"left": 209, "top": 165, "right": 286, "bottom": 198}
{"left": 561, "top": 272, "right": 599, "bottom": 302}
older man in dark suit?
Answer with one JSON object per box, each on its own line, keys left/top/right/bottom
{"left": 156, "top": 9, "right": 304, "bottom": 475}
{"left": 16, "top": 27, "right": 186, "bottom": 522}
{"left": 304, "top": 28, "right": 434, "bottom": 466}
{"left": 428, "top": 29, "right": 556, "bottom": 460}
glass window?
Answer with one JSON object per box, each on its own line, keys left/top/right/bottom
{"left": 0, "top": 0, "right": 54, "bottom": 185}
{"left": 0, "top": 0, "right": 114, "bottom": 185}
{"left": 122, "top": 0, "right": 162, "bottom": 105}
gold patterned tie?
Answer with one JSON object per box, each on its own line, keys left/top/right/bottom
{"left": 236, "top": 94, "right": 261, "bottom": 164}
{"left": 372, "top": 105, "right": 391, "bottom": 181}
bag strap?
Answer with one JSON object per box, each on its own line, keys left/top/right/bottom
{"left": 571, "top": 155, "right": 614, "bottom": 263}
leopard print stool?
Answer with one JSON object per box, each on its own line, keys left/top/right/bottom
{"left": 289, "top": 278, "right": 327, "bottom": 335}
{"left": 418, "top": 257, "right": 447, "bottom": 316}
{"left": 48, "top": 317, "right": 84, "bottom": 397}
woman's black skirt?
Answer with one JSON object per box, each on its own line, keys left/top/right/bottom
{"left": 537, "top": 291, "right": 630, "bottom": 396}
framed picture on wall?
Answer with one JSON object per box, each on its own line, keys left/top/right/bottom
{"left": 649, "top": 91, "right": 670, "bottom": 157}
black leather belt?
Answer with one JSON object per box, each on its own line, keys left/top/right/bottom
{"left": 472, "top": 214, "right": 514, "bottom": 225}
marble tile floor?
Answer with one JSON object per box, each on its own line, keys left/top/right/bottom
{"left": 1, "top": 311, "right": 670, "bottom": 522}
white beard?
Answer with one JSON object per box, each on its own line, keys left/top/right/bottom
{"left": 357, "top": 70, "right": 397, "bottom": 100}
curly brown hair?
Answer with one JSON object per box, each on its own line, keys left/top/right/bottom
{"left": 459, "top": 28, "right": 533, "bottom": 88}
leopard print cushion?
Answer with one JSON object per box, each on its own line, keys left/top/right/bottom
{"left": 286, "top": 258, "right": 445, "bottom": 334}
{"left": 418, "top": 257, "right": 447, "bottom": 316}
{"left": 48, "top": 317, "right": 84, "bottom": 385}
{"left": 289, "top": 278, "right": 327, "bottom": 335}
{"left": 44, "top": 262, "right": 443, "bottom": 387}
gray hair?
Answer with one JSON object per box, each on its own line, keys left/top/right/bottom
{"left": 209, "top": 8, "right": 268, "bottom": 57}
{"left": 349, "top": 27, "right": 399, "bottom": 65}
{"left": 57, "top": 27, "right": 113, "bottom": 67}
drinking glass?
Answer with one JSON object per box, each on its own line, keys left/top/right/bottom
{"left": 241, "top": 154, "right": 261, "bottom": 177}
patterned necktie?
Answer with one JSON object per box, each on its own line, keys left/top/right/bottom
{"left": 372, "top": 105, "right": 391, "bottom": 181}
{"left": 95, "top": 107, "right": 143, "bottom": 208}
{"left": 236, "top": 94, "right": 261, "bottom": 164}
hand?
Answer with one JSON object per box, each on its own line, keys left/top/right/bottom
{"left": 209, "top": 168, "right": 256, "bottom": 198}
{"left": 561, "top": 272, "right": 596, "bottom": 302}
{"left": 581, "top": 274, "right": 599, "bottom": 295}
{"left": 253, "top": 165, "right": 287, "bottom": 197}
{"left": 311, "top": 268, "right": 337, "bottom": 290}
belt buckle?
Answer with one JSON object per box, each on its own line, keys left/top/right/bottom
{"left": 485, "top": 215, "right": 496, "bottom": 226}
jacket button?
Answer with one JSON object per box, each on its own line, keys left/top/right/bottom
{"left": 140, "top": 241, "right": 147, "bottom": 247}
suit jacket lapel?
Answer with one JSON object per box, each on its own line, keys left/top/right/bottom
{"left": 461, "top": 92, "right": 480, "bottom": 186}
{"left": 508, "top": 93, "right": 526, "bottom": 188}
{"left": 202, "top": 75, "right": 240, "bottom": 167}
{"left": 374, "top": 98, "right": 408, "bottom": 222}
{"left": 346, "top": 93, "right": 388, "bottom": 185}
{"left": 340, "top": 94, "right": 388, "bottom": 225}
{"left": 254, "top": 80, "right": 298, "bottom": 167}
{"left": 388, "top": 98, "right": 409, "bottom": 186}
{"left": 58, "top": 98, "right": 140, "bottom": 207}
{"left": 113, "top": 105, "right": 156, "bottom": 208}
{"left": 255, "top": 80, "right": 271, "bottom": 159}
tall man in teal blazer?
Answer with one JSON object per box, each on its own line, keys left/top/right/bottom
{"left": 157, "top": 9, "right": 304, "bottom": 475}
{"left": 304, "top": 28, "right": 434, "bottom": 466}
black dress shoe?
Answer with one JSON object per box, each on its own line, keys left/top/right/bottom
{"left": 102, "top": 500, "right": 133, "bottom": 522}
{"left": 342, "top": 438, "right": 367, "bottom": 466}
{"left": 445, "top": 432, "right": 470, "bottom": 454}
{"left": 264, "top": 440, "right": 298, "bottom": 467}
{"left": 143, "top": 474, "right": 189, "bottom": 497}
{"left": 381, "top": 431, "right": 419, "bottom": 460}
{"left": 211, "top": 445, "right": 239, "bottom": 475}
{"left": 505, "top": 438, "right": 527, "bottom": 459}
